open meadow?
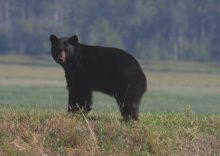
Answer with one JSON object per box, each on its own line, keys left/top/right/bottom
{"left": 0, "top": 55, "right": 220, "bottom": 114}
{"left": 0, "top": 55, "right": 220, "bottom": 155}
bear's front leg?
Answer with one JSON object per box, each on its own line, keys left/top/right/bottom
{"left": 68, "top": 88, "right": 80, "bottom": 113}
{"left": 68, "top": 87, "right": 92, "bottom": 114}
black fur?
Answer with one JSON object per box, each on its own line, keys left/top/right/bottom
{"left": 50, "top": 34, "right": 147, "bottom": 121}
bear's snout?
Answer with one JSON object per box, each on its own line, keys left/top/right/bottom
{"left": 56, "top": 51, "right": 66, "bottom": 64}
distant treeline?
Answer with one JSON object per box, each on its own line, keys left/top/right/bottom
{"left": 0, "top": 0, "right": 220, "bottom": 61}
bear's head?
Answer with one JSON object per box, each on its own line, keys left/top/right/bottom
{"left": 50, "top": 34, "right": 78, "bottom": 64}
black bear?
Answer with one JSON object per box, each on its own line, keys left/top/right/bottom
{"left": 50, "top": 34, "right": 147, "bottom": 121}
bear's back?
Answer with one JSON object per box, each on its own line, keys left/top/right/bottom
{"left": 77, "top": 44, "right": 146, "bottom": 94}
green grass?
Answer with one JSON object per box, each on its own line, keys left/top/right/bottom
{"left": 1, "top": 85, "right": 219, "bottom": 115}
{"left": 0, "top": 86, "right": 67, "bottom": 110}
{"left": 0, "top": 108, "right": 219, "bottom": 155}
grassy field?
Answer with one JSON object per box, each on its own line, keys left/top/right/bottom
{"left": 0, "top": 55, "right": 220, "bottom": 114}
{"left": 0, "top": 107, "right": 219, "bottom": 155}
{"left": 0, "top": 55, "right": 220, "bottom": 155}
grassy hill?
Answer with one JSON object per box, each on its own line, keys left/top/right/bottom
{"left": 0, "top": 108, "right": 219, "bottom": 155}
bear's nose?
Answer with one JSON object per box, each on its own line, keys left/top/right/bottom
{"left": 57, "top": 55, "right": 64, "bottom": 63}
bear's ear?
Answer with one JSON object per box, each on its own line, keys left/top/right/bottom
{"left": 69, "top": 35, "right": 78, "bottom": 45}
{"left": 50, "top": 34, "right": 58, "bottom": 44}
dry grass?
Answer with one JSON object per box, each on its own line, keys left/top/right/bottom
{"left": 147, "top": 71, "right": 220, "bottom": 94}
{"left": 0, "top": 64, "right": 65, "bottom": 87}
{"left": 0, "top": 64, "right": 64, "bottom": 80}
{"left": 0, "top": 108, "right": 219, "bottom": 155}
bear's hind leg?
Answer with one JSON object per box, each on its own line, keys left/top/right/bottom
{"left": 121, "top": 101, "right": 140, "bottom": 121}
{"left": 115, "top": 93, "right": 141, "bottom": 121}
